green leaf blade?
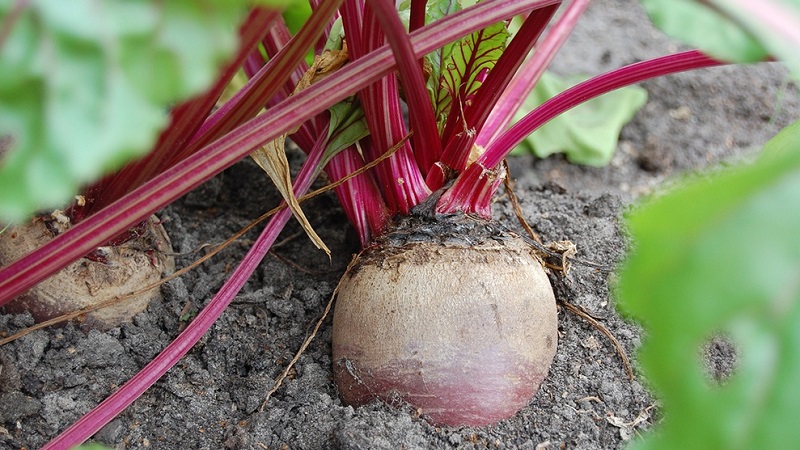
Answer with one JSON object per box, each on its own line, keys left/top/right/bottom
{"left": 424, "top": 0, "right": 462, "bottom": 126}
{"left": 325, "top": 97, "right": 370, "bottom": 164}
{"left": 425, "top": 2, "right": 508, "bottom": 130}
{"left": 445, "top": 22, "right": 508, "bottom": 100}
{"left": 619, "top": 119, "right": 800, "bottom": 450}
{"left": 642, "top": 1, "right": 800, "bottom": 84}
{"left": 0, "top": 0, "right": 289, "bottom": 222}
{"left": 512, "top": 71, "right": 647, "bottom": 166}
{"left": 708, "top": 0, "right": 800, "bottom": 83}
{"left": 641, "top": 0, "right": 769, "bottom": 63}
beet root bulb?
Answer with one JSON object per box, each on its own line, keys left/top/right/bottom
{"left": 0, "top": 214, "right": 174, "bottom": 330}
{"left": 332, "top": 232, "right": 557, "bottom": 427}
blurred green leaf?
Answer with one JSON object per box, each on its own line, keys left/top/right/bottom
{"left": 512, "top": 71, "right": 647, "bottom": 166}
{"left": 708, "top": 0, "right": 800, "bottom": 82}
{"left": 642, "top": 0, "right": 800, "bottom": 82}
{"left": 424, "top": 0, "right": 461, "bottom": 126}
{"left": 0, "top": 0, "right": 292, "bottom": 222}
{"left": 282, "top": 0, "right": 312, "bottom": 34}
{"left": 641, "top": 0, "right": 769, "bottom": 63}
{"left": 618, "top": 119, "right": 800, "bottom": 449}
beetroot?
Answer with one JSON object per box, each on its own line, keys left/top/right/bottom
{"left": 0, "top": 214, "right": 174, "bottom": 329}
{"left": 332, "top": 214, "right": 557, "bottom": 426}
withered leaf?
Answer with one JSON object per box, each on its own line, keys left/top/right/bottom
{"left": 249, "top": 46, "right": 350, "bottom": 257}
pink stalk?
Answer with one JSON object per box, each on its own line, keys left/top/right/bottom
{"left": 343, "top": 0, "right": 431, "bottom": 214}
{"left": 313, "top": 0, "right": 339, "bottom": 55}
{"left": 437, "top": 50, "right": 726, "bottom": 215}
{"left": 428, "top": 2, "right": 559, "bottom": 191}
{"left": 258, "top": 21, "right": 324, "bottom": 154}
{"left": 409, "top": 0, "right": 427, "bottom": 32}
{"left": 0, "top": 0, "right": 557, "bottom": 304}
{"left": 186, "top": 0, "right": 342, "bottom": 153}
{"left": 42, "top": 133, "right": 329, "bottom": 450}
{"left": 439, "top": 2, "right": 559, "bottom": 147}
{"left": 259, "top": 19, "right": 310, "bottom": 95}
{"left": 480, "top": 50, "right": 726, "bottom": 169}
{"left": 435, "top": 162, "right": 505, "bottom": 217}
{"left": 243, "top": 45, "right": 266, "bottom": 78}
{"left": 341, "top": 0, "right": 365, "bottom": 55}
{"left": 477, "top": 0, "right": 590, "bottom": 147}
{"left": 367, "top": 0, "right": 443, "bottom": 175}
{"left": 326, "top": 146, "right": 389, "bottom": 246}
{"left": 357, "top": 129, "right": 430, "bottom": 214}
{"left": 457, "top": 3, "right": 558, "bottom": 143}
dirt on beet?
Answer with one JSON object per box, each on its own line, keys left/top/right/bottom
{"left": 1, "top": 1, "right": 798, "bottom": 449}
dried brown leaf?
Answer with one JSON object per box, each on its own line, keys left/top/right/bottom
{"left": 249, "top": 46, "right": 350, "bottom": 258}
{"left": 294, "top": 44, "right": 349, "bottom": 93}
{"left": 250, "top": 137, "right": 330, "bottom": 257}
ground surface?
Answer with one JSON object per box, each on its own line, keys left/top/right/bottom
{"left": 1, "top": 1, "right": 799, "bottom": 449}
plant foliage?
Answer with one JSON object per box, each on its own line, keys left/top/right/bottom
{"left": 511, "top": 71, "right": 647, "bottom": 166}
{"left": 642, "top": 0, "right": 800, "bottom": 78}
{"left": 618, "top": 119, "right": 800, "bottom": 449}
{"left": 0, "top": 0, "right": 290, "bottom": 222}
{"left": 618, "top": 1, "right": 800, "bottom": 447}
{"left": 4, "top": 0, "right": 797, "bottom": 447}
{"left": 426, "top": 5, "right": 508, "bottom": 131}
{"left": 641, "top": 0, "right": 768, "bottom": 63}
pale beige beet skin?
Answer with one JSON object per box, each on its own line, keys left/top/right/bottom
{"left": 332, "top": 234, "right": 557, "bottom": 427}
{"left": 0, "top": 214, "right": 174, "bottom": 330}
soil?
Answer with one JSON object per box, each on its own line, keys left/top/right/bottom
{"left": 1, "top": 1, "right": 798, "bottom": 449}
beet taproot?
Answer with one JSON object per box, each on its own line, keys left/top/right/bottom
{"left": 0, "top": 214, "right": 174, "bottom": 330}
{"left": 332, "top": 216, "right": 557, "bottom": 427}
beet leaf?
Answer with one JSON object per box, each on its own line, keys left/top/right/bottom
{"left": 512, "top": 71, "right": 647, "bottom": 166}
{"left": 0, "top": 0, "right": 291, "bottom": 223}
{"left": 618, "top": 119, "right": 800, "bottom": 450}
{"left": 644, "top": 0, "right": 800, "bottom": 79}
{"left": 641, "top": 0, "right": 768, "bottom": 63}
{"left": 326, "top": 99, "right": 370, "bottom": 163}
{"left": 706, "top": 0, "right": 800, "bottom": 80}
{"left": 428, "top": 17, "right": 509, "bottom": 136}
{"left": 0, "top": 0, "right": 549, "bottom": 304}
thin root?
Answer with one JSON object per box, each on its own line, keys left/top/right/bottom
{"left": 560, "top": 300, "right": 635, "bottom": 381}
{"left": 502, "top": 160, "right": 542, "bottom": 244}
{"left": 260, "top": 254, "right": 360, "bottom": 411}
{"left": 498, "top": 160, "right": 613, "bottom": 273}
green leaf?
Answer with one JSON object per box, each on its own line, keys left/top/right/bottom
{"left": 325, "top": 98, "right": 369, "bottom": 166}
{"left": 641, "top": 0, "right": 769, "bottom": 63}
{"left": 423, "top": 0, "right": 462, "bottom": 28}
{"left": 512, "top": 71, "right": 647, "bottom": 166}
{"left": 424, "top": 0, "right": 461, "bottom": 25}
{"left": 425, "top": 0, "right": 508, "bottom": 129}
{"left": 0, "top": 0, "right": 292, "bottom": 223}
{"left": 706, "top": 0, "right": 800, "bottom": 82}
{"left": 424, "top": 0, "right": 461, "bottom": 126}
{"left": 282, "top": 0, "right": 312, "bottom": 34}
{"left": 642, "top": 1, "right": 800, "bottom": 83}
{"left": 618, "top": 119, "right": 800, "bottom": 449}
